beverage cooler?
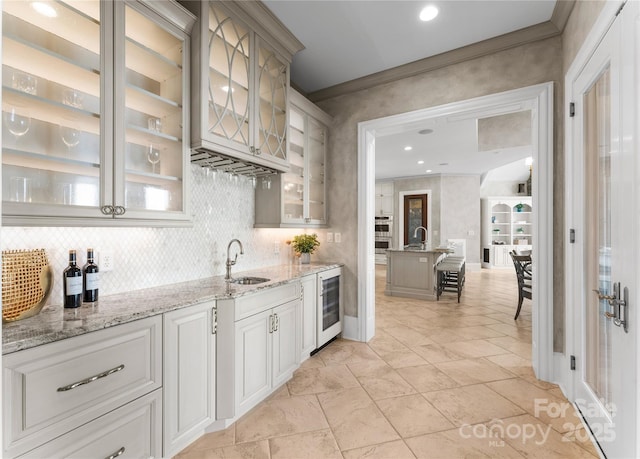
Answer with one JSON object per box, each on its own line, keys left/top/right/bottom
{"left": 317, "top": 267, "right": 343, "bottom": 348}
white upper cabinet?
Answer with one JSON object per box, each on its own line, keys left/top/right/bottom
{"left": 1, "top": 0, "right": 195, "bottom": 226}
{"left": 254, "top": 89, "right": 332, "bottom": 228}
{"left": 186, "top": 0, "right": 302, "bottom": 173}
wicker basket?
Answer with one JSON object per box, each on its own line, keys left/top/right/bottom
{"left": 2, "top": 249, "right": 53, "bottom": 323}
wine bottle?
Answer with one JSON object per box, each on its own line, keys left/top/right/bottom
{"left": 83, "top": 248, "right": 99, "bottom": 302}
{"left": 63, "top": 250, "right": 82, "bottom": 308}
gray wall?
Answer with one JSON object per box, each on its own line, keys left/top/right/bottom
{"left": 439, "top": 176, "right": 481, "bottom": 264}
{"left": 390, "top": 175, "right": 480, "bottom": 264}
{"left": 316, "top": 36, "right": 563, "bottom": 319}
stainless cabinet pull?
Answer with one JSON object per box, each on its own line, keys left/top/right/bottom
{"left": 269, "top": 314, "right": 274, "bottom": 333}
{"left": 274, "top": 314, "right": 279, "bottom": 332}
{"left": 113, "top": 206, "right": 126, "bottom": 216}
{"left": 105, "top": 446, "right": 125, "bottom": 459}
{"left": 57, "top": 364, "right": 125, "bottom": 392}
{"left": 101, "top": 205, "right": 115, "bottom": 215}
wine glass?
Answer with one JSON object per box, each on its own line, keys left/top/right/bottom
{"left": 12, "top": 72, "right": 37, "bottom": 95}
{"left": 60, "top": 123, "right": 81, "bottom": 152}
{"left": 147, "top": 144, "right": 161, "bottom": 174}
{"left": 3, "top": 105, "right": 31, "bottom": 143}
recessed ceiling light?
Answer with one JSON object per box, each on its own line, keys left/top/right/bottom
{"left": 439, "top": 162, "right": 448, "bottom": 166}
{"left": 418, "top": 128, "right": 434, "bottom": 135}
{"left": 31, "top": 1, "right": 57, "bottom": 17}
{"left": 417, "top": 160, "right": 424, "bottom": 165}
{"left": 404, "top": 146, "right": 413, "bottom": 151}
{"left": 419, "top": 5, "right": 439, "bottom": 22}
{"left": 426, "top": 169, "right": 432, "bottom": 173}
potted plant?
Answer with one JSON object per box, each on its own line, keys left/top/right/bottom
{"left": 515, "top": 203, "right": 524, "bottom": 212}
{"left": 290, "top": 233, "right": 320, "bottom": 264}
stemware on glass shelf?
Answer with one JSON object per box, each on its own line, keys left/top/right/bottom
{"left": 62, "top": 89, "right": 83, "bottom": 109}
{"left": 147, "top": 144, "right": 161, "bottom": 174}
{"left": 11, "top": 72, "right": 37, "bottom": 95}
{"left": 3, "top": 105, "right": 31, "bottom": 141}
{"left": 148, "top": 117, "right": 162, "bottom": 133}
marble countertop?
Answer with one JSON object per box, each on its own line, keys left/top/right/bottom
{"left": 2, "top": 262, "right": 342, "bottom": 355}
{"left": 387, "top": 246, "right": 451, "bottom": 253}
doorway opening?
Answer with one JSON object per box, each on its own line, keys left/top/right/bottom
{"left": 403, "top": 193, "right": 428, "bottom": 246}
{"left": 357, "top": 82, "right": 555, "bottom": 382}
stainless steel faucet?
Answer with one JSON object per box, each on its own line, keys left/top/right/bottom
{"left": 413, "top": 226, "right": 428, "bottom": 249}
{"left": 225, "top": 239, "right": 244, "bottom": 280}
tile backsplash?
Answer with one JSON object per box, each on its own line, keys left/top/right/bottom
{"left": 1, "top": 165, "right": 302, "bottom": 307}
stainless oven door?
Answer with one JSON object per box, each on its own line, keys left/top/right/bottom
{"left": 317, "top": 267, "right": 343, "bottom": 348}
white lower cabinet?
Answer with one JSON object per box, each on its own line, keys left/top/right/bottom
{"left": 217, "top": 282, "right": 301, "bottom": 420}
{"left": 234, "top": 298, "right": 300, "bottom": 418}
{"left": 3, "top": 316, "right": 162, "bottom": 459}
{"left": 300, "top": 274, "right": 317, "bottom": 360}
{"left": 18, "top": 390, "right": 162, "bottom": 459}
{"left": 163, "top": 301, "right": 217, "bottom": 457}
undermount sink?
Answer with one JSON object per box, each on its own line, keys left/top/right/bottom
{"left": 230, "top": 276, "right": 270, "bottom": 285}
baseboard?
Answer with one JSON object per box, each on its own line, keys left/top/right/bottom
{"left": 553, "top": 351, "right": 570, "bottom": 399}
{"left": 342, "top": 314, "right": 360, "bottom": 341}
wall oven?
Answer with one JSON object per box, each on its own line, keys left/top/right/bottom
{"left": 375, "top": 216, "right": 392, "bottom": 264}
{"left": 317, "top": 266, "right": 342, "bottom": 349}
{"left": 374, "top": 216, "right": 392, "bottom": 237}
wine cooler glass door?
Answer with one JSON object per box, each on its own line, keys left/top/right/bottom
{"left": 317, "top": 267, "right": 342, "bottom": 348}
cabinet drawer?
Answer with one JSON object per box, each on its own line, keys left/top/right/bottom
{"left": 19, "top": 389, "right": 162, "bottom": 459}
{"left": 234, "top": 282, "right": 300, "bottom": 321}
{"left": 3, "top": 316, "right": 162, "bottom": 458}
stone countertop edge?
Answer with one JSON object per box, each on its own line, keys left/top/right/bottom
{"left": 2, "top": 262, "right": 343, "bottom": 355}
{"left": 386, "top": 247, "right": 450, "bottom": 253}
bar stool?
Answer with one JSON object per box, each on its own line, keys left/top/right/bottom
{"left": 436, "top": 258, "right": 465, "bottom": 302}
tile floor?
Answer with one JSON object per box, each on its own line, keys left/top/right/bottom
{"left": 176, "top": 267, "right": 600, "bottom": 459}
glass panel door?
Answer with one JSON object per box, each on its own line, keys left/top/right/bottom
{"left": 207, "top": 4, "right": 250, "bottom": 148}
{"left": 123, "top": 4, "right": 184, "bottom": 212}
{"left": 307, "top": 118, "right": 326, "bottom": 222}
{"left": 256, "top": 39, "right": 287, "bottom": 162}
{"left": 404, "top": 194, "right": 427, "bottom": 245}
{"left": 282, "top": 106, "right": 304, "bottom": 222}
{"left": 2, "top": 0, "right": 102, "bottom": 208}
{"left": 584, "top": 66, "right": 612, "bottom": 408}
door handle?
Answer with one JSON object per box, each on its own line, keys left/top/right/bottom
{"left": 594, "top": 283, "right": 629, "bottom": 333}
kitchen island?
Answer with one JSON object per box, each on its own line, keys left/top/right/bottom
{"left": 385, "top": 247, "right": 446, "bottom": 300}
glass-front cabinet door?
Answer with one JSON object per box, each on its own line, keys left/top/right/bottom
{"left": 306, "top": 117, "right": 326, "bottom": 223}
{"left": 1, "top": 0, "right": 193, "bottom": 225}
{"left": 188, "top": 1, "right": 292, "bottom": 172}
{"left": 2, "top": 0, "right": 105, "bottom": 219}
{"left": 116, "top": 2, "right": 189, "bottom": 218}
{"left": 255, "top": 37, "right": 287, "bottom": 166}
{"left": 282, "top": 106, "right": 305, "bottom": 223}
{"left": 206, "top": 3, "right": 251, "bottom": 152}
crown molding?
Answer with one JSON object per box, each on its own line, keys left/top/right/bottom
{"left": 550, "top": 0, "right": 576, "bottom": 31}
{"left": 307, "top": 20, "right": 563, "bottom": 103}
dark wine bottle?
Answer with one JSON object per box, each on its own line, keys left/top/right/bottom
{"left": 83, "top": 248, "right": 99, "bottom": 302}
{"left": 63, "top": 250, "right": 82, "bottom": 308}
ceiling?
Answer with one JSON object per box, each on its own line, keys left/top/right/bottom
{"left": 374, "top": 113, "right": 533, "bottom": 180}
{"left": 263, "top": 0, "right": 557, "bottom": 95}
{"left": 263, "top": 0, "right": 558, "bottom": 180}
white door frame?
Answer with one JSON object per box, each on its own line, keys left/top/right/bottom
{"left": 357, "top": 82, "right": 555, "bottom": 381}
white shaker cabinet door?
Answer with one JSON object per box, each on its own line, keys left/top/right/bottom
{"left": 272, "top": 298, "right": 300, "bottom": 387}
{"left": 164, "top": 301, "right": 216, "bottom": 457}
{"left": 235, "top": 309, "right": 273, "bottom": 417}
